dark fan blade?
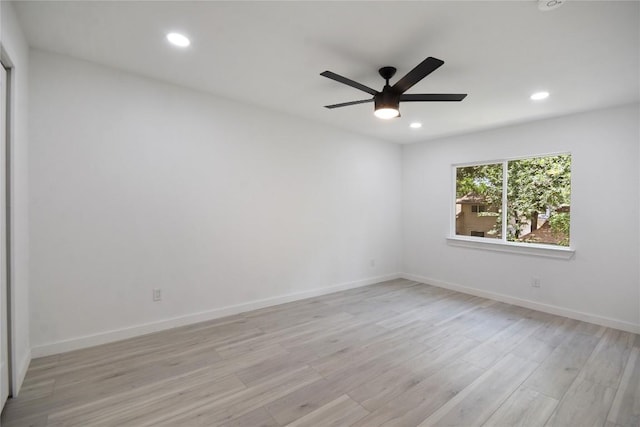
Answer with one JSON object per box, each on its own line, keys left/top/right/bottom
{"left": 320, "top": 71, "right": 378, "bottom": 96}
{"left": 324, "top": 99, "right": 374, "bottom": 109}
{"left": 400, "top": 94, "right": 467, "bottom": 102}
{"left": 392, "top": 57, "right": 444, "bottom": 94}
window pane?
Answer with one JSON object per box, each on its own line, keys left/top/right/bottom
{"left": 455, "top": 164, "right": 502, "bottom": 239}
{"left": 506, "top": 155, "right": 571, "bottom": 246}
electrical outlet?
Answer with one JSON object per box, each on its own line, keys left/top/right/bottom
{"left": 153, "top": 288, "right": 162, "bottom": 302}
{"left": 531, "top": 277, "right": 541, "bottom": 288}
{"left": 370, "top": 259, "right": 376, "bottom": 267}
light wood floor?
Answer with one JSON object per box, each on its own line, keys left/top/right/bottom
{"left": 2, "top": 279, "right": 639, "bottom": 426}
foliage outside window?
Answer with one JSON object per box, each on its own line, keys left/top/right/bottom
{"left": 454, "top": 154, "right": 571, "bottom": 247}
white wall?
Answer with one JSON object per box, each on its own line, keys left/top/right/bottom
{"left": 402, "top": 104, "right": 640, "bottom": 332}
{"left": 28, "top": 50, "right": 402, "bottom": 355}
{"left": 25, "top": 48, "right": 640, "bottom": 357}
{"left": 0, "top": 1, "right": 30, "bottom": 394}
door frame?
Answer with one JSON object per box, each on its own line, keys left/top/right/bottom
{"left": 0, "top": 48, "right": 17, "bottom": 398}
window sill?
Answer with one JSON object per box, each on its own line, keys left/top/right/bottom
{"left": 446, "top": 236, "right": 575, "bottom": 260}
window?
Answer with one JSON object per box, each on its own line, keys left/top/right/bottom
{"left": 455, "top": 163, "right": 502, "bottom": 239}
{"left": 454, "top": 154, "right": 571, "bottom": 247}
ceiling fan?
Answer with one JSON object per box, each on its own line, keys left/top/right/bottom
{"left": 320, "top": 57, "right": 467, "bottom": 119}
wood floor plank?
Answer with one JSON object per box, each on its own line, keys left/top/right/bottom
{"left": 606, "top": 347, "right": 640, "bottom": 427}
{"left": 215, "top": 311, "right": 354, "bottom": 359}
{"left": 49, "top": 373, "right": 246, "bottom": 427}
{"left": 347, "top": 335, "right": 480, "bottom": 411}
{"left": 482, "top": 386, "right": 558, "bottom": 427}
{"left": 416, "top": 353, "right": 539, "bottom": 426}
{"left": 350, "top": 359, "right": 485, "bottom": 427}
{"left": 523, "top": 330, "right": 601, "bottom": 399}
{"left": 323, "top": 336, "right": 432, "bottom": 393}
{"left": 0, "top": 352, "right": 218, "bottom": 422}
{"left": 1, "top": 413, "right": 48, "bottom": 427}
{"left": 529, "top": 316, "right": 580, "bottom": 347}
{"left": 2, "top": 278, "right": 638, "bottom": 427}
{"left": 263, "top": 378, "right": 344, "bottom": 425}
{"left": 578, "top": 328, "right": 634, "bottom": 388}
{"left": 149, "top": 366, "right": 322, "bottom": 426}
{"left": 545, "top": 379, "right": 616, "bottom": 427}
{"left": 41, "top": 365, "right": 212, "bottom": 423}
{"left": 9, "top": 378, "right": 55, "bottom": 403}
{"left": 373, "top": 292, "right": 468, "bottom": 330}
{"left": 207, "top": 406, "right": 279, "bottom": 427}
{"left": 285, "top": 394, "right": 369, "bottom": 427}
{"left": 462, "top": 316, "right": 543, "bottom": 369}
{"left": 458, "top": 303, "right": 527, "bottom": 342}
{"left": 511, "top": 335, "right": 557, "bottom": 363}
{"left": 284, "top": 322, "right": 388, "bottom": 362}
{"left": 309, "top": 320, "right": 432, "bottom": 379}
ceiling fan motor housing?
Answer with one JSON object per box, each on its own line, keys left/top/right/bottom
{"left": 374, "top": 86, "right": 400, "bottom": 111}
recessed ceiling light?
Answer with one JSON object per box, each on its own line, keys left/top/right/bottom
{"left": 166, "top": 32, "right": 190, "bottom": 47}
{"left": 530, "top": 91, "right": 550, "bottom": 101}
{"left": 410, "top": 122, "right": 422, "bottom": 129}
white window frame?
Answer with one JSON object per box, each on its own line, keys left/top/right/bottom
{"left": 448, "top": 153, "right": 575, "bottom": 260}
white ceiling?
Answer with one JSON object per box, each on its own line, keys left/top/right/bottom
{"left": 13, "top": 1, "right": 640, "bottom": 144}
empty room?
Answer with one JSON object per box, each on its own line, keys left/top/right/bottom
{"left": 1, "top": 1, "right": 639, "bottom": 426}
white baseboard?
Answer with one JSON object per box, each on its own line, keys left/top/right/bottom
{"left": 13, "top": 349, "right": 31, "bottom": 396}
{"left": 31, "top": 273, "right": 402, "bottom": 358}
{"left": 30, "top": 271, "right": 637, "bottom": 358}
{"left": 402, "top": 273, "right": 640, "bottom": 334}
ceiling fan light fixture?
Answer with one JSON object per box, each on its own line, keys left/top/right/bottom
{"left": 374, "top": 107, "right": 400, "bottom": 119}
{"left": 374, "top": 93, "right": 400, "bottom": 119}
